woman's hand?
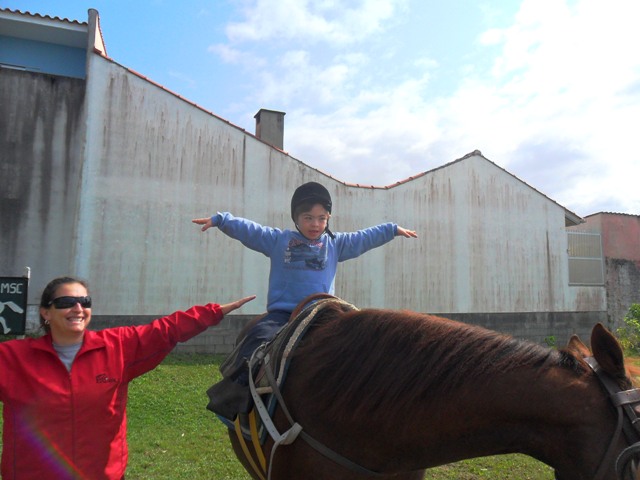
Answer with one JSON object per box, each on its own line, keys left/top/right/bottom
{"left": 192, "top": 217, "right": 213, "bottom": 232}
{"left": 220, "top": 295, "right": 257, "bottom": 315}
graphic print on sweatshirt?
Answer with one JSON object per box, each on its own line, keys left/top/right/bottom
{"left": 284, "top": 238, "right": 327, "bottom": 270}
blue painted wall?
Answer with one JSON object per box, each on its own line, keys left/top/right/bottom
{"left": 0, "top": 35, "right": 85, "bottom": 78}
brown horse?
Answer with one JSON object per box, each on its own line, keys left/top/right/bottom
{"left": 227, "top": 300, "right": 640, "bottom": 480}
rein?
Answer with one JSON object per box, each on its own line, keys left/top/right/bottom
{"left": 585, "top": 356, "right": 640, "bottom": 480}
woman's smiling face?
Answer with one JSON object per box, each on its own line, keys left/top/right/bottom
{"left": 40, "top": 282, "right": 92, "bottom": 345}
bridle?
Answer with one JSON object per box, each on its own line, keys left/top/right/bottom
{"left": 585, "top": 356, "right": 640, "bottom": 480}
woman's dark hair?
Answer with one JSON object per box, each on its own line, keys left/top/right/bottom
{"left": 39, "top": 276, "right": 90, "bottom": 332}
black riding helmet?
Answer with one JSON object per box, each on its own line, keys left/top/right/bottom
{"left": 290, "top": 182, "right": 335, "bottom": 238}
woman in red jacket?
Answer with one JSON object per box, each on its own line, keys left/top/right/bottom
{"left": 0, "top": 276, "right": 254, "bottom": 480}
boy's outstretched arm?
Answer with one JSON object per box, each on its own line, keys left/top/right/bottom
{"left": 396, "top": 226, "right": 418, "bottom": 238}
{"left": 192, "top": 217, "right": 214, "bottom": 232}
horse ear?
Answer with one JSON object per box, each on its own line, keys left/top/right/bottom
{"left": 566, "top": 334, "right": 591, "bottom": 357}
{"left": 591, "top": 323, "right": 626, "bottom": 377}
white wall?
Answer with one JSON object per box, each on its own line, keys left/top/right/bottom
{"left": 69, "top": 55, "right": 604, "bottom": 319}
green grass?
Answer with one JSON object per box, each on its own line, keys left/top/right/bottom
{"left": 125, "top": 354, "right": 246, "bottom": 479}
{"left": 0, "top": 353, "right": 554, "bottom": 479}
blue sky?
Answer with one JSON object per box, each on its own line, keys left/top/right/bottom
{"left": 4, "top": 0, "right": 639, "bottom": 216}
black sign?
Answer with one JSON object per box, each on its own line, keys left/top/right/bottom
{"left": 0, "top": 277, "right": 28, "bottom": 335}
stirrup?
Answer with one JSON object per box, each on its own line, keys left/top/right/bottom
{"left": 206, "top": 378, "right": 253, "bottom": 420}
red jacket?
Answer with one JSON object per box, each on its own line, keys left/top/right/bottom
{"left": 0, "top": 303, "right": 223, "bottom": 479}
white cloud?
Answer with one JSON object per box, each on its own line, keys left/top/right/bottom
{"left": 468, "top": 0, "right": 640, "bottom": 214}
{"left": 214, "top": 0, "right": 640, "bottom": 215}
{"left": 285, "top": 73, "right": 442, "bottom": 184}
{"left": 226, "top": 0, "right": 406, "bottom": 45}
{"left": 207, "top": 43, "right": 267, "bottom": 68}
{"left": 353, "top": 0, "right": 640, "bottom": 215}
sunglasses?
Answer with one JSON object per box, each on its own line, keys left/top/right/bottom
{"left": 47, "top": 296, "right": 92, "bottom": 309}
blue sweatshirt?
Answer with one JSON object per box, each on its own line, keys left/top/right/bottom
{"left": 211, "top": 212, "right": 398, "bottom": 313}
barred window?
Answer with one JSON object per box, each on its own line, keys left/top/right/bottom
{"left": 567, "top": 231, "right": 604, "bottom": 285}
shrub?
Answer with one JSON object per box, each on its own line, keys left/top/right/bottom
{"left": 616, "top": 304, "right": 640, "bottom": 355}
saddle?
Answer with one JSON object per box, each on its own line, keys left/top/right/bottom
{"left": 206, "top": 295, "right": 358, "bottom": 434}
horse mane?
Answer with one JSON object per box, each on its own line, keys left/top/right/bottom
{"left": 291, "top": 304, "right": 586, "bottom": 422}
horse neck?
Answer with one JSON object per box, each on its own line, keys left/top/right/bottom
{"left": 404, "top": 362, "right": 616, "bottom": 478}
{"left": 285, "top": 362, "right": 614, "bottom": 480}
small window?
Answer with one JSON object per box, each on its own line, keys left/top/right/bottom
{"left": 567, "top": 231, "right": 604, "bottom": 285}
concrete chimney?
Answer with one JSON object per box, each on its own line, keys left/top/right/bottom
{"left": 254, "top": 109, "right": 285, "bottom": 149}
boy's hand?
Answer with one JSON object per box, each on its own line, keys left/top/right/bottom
{"left": 397, "top": 226, "right": 417, "bottom": 238}
{"left": 192, "top": 217, "right": 213, "bottom": 232}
